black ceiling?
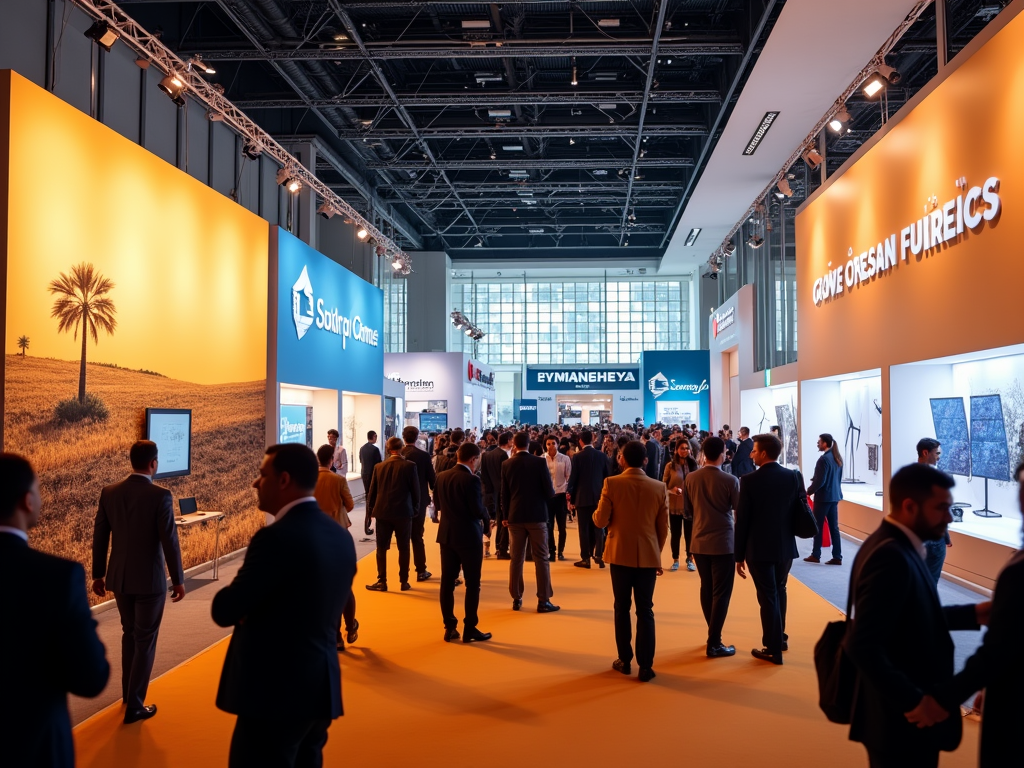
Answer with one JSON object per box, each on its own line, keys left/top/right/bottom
{"left": 117, "top": 0, "right": 784, "bottom": 261}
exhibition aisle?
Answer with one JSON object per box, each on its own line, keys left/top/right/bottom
{"left": 73, "top": 548, "right": 980, "bottom": 768}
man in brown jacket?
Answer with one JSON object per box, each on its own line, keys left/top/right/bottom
{"left": 593, "top": 440, "right": 669, "bottom": 682}
{"left": 315, "top": 444, "right": 355, "bottom": 528}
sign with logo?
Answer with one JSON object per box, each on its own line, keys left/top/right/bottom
{"left": 526, "top": 366, "right": 640, "bottom": 391}
{"left": 275, "top": 229, "right": 384, "bottom": 395}
{"left": 514, "top": 399, "right": 539, "bottom": 425}
{"left": 641, "top": 350, "right": 711, "bottom": 428}
{"left": 712, "top": 306, "right": 735, "bottom": 338}
{"left": 387, "top": 373, "right": 434, "bottom": 392}
{"left": 468, "top": 360, "right": 495, "bottom": 387}
{"left": 279, "top": 404, "right": 312, "bottom": 447}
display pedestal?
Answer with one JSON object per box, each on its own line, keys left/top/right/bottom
{"left": 973, "top": 478, "right": 1002, "bottom": 518}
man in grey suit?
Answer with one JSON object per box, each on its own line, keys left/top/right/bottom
{"left": 92, "top": 440, "right": 185, "bottom": 724}
{"left": 683, "top": 436, "right": 740, "bottom": 658}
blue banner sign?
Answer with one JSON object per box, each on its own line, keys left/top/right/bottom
{"left": 641, "top": 350, "right": 711, "bottom": 428}
{"left": 526, "top": 366, "right": 641, "bottom": 391}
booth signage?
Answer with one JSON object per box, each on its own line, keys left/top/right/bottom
{"left": 811, "top": 176, "right": 1002, "bottom": 307}
{"left": 514, "top": 399, "right": 539, "bottom": 425}
{"left": 641, "top": 350, "right": 711, "bottom": 427}
{"left": 468, "top": 361, "right": 495, "bottom": 387}
{"left": 712, "top": 306, "right": 735, "bottom": 338}
{"left": 387, "top": 374, "right": 434, "bottom": 392}
{"left": 526, "top": 366, "right": 640, "bottom": 390}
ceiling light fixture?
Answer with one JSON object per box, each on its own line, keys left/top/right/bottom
{"left": 829, "top": 106, "right": 852, "bottom": 133}
{"left": 571, "top": 58, "right": 578, "bottom": 87}
{"left": 487, "top": 109, "right": 512, "bottom": 119}
{"left": 188, "top": 55, "right": 216, "bottom": 75}
{"left": 276, "top": 167, "right": 302, "bottom": 193}
{"left": 569, "top": 138, "right": 575, "bottom": 145}
{"left": 462, "top": 19, "right": 491, "bottom": 29}
{"left": 742, "top": 111, "right": 780, "bottom": 156}
{"left": 862, "top": 74, "right": 886, "bottom": 98}
{"left": 747, "top": 234, "right": 765, "bottom": 249}
{"left": 801, "top": 146, "right": 824, "bottom": 170}
{"left": 356, "top": 228, "right": 369, "bottom": 240}
{"left": 776, "top": 178, "right": 793, "bottom": 198}
{"left": 598, "top": 18, "right": 620, "bottom": 27}
{"left": 502, "top": 145, "right": 524, "bottom": 151}
{"left": 157, "top": 74, "right": 186, "bottom": 106}
{"left": 85, "top": 20, "right": 120, "bottom": 52}
{"left": 684, "top": 228, "right": 701, "bottom": 247}
{"left": 242, "top": 138, "right": 263, "bottom": 160}
{"left": 317, "top": 202, "right": 336, "bottom": 220}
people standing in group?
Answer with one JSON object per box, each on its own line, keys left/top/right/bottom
{"left": 567, "top": 429, "right": 611, "bottom": 569}
{"left": 327, "top": 428, "right": 348, "bottom": 476}
{"left": 500, "top": 431, "right": 559, "bottom": 613}
{"left": 663, "top": 440, "right": 698, "bottom": 572}
{"left": 91, "top": 439, "right": 185, "bottom": 724}
{"left": 359, "top": 431, "right": 382, "bottom": 536}
{"left": 805, "top": 433, "right": 844, "bottom": 565}
{"left": 734, "top": 434, "right": 802, "bottom": 665}
{"left": 684, "top": 436, "right": 741, "bottom": 658}
{"left": 2, "top": 453, "right": 109, "bottom": 767}
{"left": 844, "top": 463, "right": 988, "bottom": 768}
{"left": 432, "top": 434, "right": 449, "bottom": 474}
{"left": 365, "top": 437, "right": 419, "bottom": 592}
{"left": 544, "top": 435, "right": 572, "bottom": 562}
{"left": 435, "top": 429, "right": 464, "bottom": 474}
{"left": 594, "top": 440, "right": 669, "bottom": 683}
{"left": 401, "top": 425, "right": 436, "bottom": 583}
{"left": 315, "top": 444, "right": 358, "bottom": 651}
{"left": 731, "top": 427, "right": 756, "bottom": 477}
{"left": 213, "top": 444, "right": 356, "bottom": 768}
{"left": 433, "top": 441, "right": 491, "bottom": 644}
{"left": 482, "top": 431, "right": 512, "bottom": 559}
{"left": 916, "top": 438, "right": 952, "bottom": 585}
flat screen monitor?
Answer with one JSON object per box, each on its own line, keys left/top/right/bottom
{"left": 419, "top": 412, "right": 448, "bottom": 434}
{"left": 970, "top": 394, "right": 1011, "bottom": 481}
{"left": 929, "top": 397, "right": 970, "bottom": 477}
{"left": 279, "top": 404, "right": 313, "bottom": 447}
{"left": 145, "top": 408, "right": 192, "bottom": 479}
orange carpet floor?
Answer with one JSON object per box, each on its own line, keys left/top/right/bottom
{"left": 74, "top": 544, "right": 979, "bottom": 767}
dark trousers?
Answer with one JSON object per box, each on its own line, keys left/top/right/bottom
{"left": 669, "top": 515, "right": 693, "bottom": 560}
{"left": 337, "top": 591, "right": 356, "bottom": 643}
{"left": 439, "top": 542, "right": 483, "bottom": 630}
{"left": 609, "top": 564, "right": 658, "bottom": 670}
{"left": 115, "top": 591, "right": 166, "bottom": 710}
{"left": 811, "top": 501, "right": 842, "bottom": 560}
{"left": 576, "top": 505, "right": 604, "bottom": 561}
{"left": 375, "top": 517, "right": 412, "bottom": 584}
{"left": 412, "top": 510, "right": 428, "bottom": 574}
{"left": 747, "top": 559, "right": 793, "bottom": 655}
{"left": 692, "top": 553, "right": 735, "bottom": 646}
{"left": 867, "top": 749, "right": 938, "bottom": 768}
{"left": 492, "top": 501, "right": 509, "bottom": 555}
{"left": 361, "top": 477, "right": 373, "bottom": 534}
{"left": 508, "top": 522, "right": 552, "bottom": 601}
{"left": 547, "top": 493, "right": 568, "bottom": 556}
{"left": 923, "top": 539, "right": 947, "bottom": 585}
{"left": 229, "top": 716, "right": 332, "bottom": 768}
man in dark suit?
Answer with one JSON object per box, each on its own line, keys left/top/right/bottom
{"left": 844, "top": 463, "right": 989, "bottom": 768}
{"left": 566, "top": 429, "right": 610, "bottom": 569}
{"left": 643, "top": 429, "right": 662, "bottom": 480}
{"left": 731, "top": 427, "right": 756, "bottom": 477}
{"left": 365, "top": 437, "right": 419, "bottom": 592}
{"left": 501, "top": 431, "right": 558, "bottom": 613}
{"left": 213, "top": 444, "right": 356, "bottom": 768}
{"left": 359, "top": 431, "right": 382, "bottom": 536}
{"left": 735, "top": 433, "right": 802, "bottom": 665}
{"left": 1, "top": 453, "right": 109, "bottom": 768}
{"left": 92, "top": 439, "right": 185, "bottom": 724}
{"left": 481, "top": 431, "right": 511, "bottom": 560}
{"left": 401, "top": 425, "right": 436, "bottom": 582}
{"left": 433, "top": 441, "right": 491, "bottom": 644}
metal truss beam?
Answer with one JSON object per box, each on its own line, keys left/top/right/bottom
{"left": 235, "top": 90, "right": 721, "bottom": 109}
{"left": 338, "top": 124, "right": 706, "bottom": 140}
{"left": 365, "top": 158, "right": 693, "bottom": 170}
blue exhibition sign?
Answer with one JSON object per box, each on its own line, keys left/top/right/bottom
{"left": 641, "top": 350, "right": 711, "bottom": 427}
{"left": 275, "top": 228, "right": 384, "bottom": 395}
{"left": 279, "top": 404, "right": 311, "bottom": 446}
{"left": 515, "top": 399, "right": 539, "bottom": 424}
{"left": 525, "top": 366, "right": 640, "bottom": 391}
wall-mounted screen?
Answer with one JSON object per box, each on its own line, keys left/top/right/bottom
{"left": 929, "top": 397, "right": 971, "bottom": 477}
{"left": 418, "top": 412, "right": 448, "bottom": 433}
{"left": 145, "top": 409, "right": 192, "bottom": 479}
{"left": 970, "top": 395, "right": 1011, "bottom": 481}
{"left": 280, "top": 404, "right": 312, "bottom": 447}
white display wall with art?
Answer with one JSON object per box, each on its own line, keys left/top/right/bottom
{"left": 801, "top": 370, "right": 883, "bottom": 510}
{"left": 740, "top": 383, "right": 799, "bottom": 470}
{"left": 890, "top": 343, "right": 1024, "bottom": 547}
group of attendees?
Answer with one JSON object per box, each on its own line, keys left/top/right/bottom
{"left": 1, "top": 416, "right": 1021, "bottom": 768}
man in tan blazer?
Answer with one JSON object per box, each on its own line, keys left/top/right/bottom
{"left": 593, "top": 440, "right": 669, "bottom": 682}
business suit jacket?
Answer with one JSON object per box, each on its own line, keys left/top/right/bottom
{"left": 93, "top": 474, "right": 184, "bottom": 593}
{"left": 643, "top": 439, "right": 662, "bottom": 480}
{"left": 434, "top": 464, "right": 488, "bottom": 550}
{"left": 400, "top": 443, "right": 436, "bottom": 514}
{"left": 314, "top": 469, "right": 354, "bottom": 528}
{"left": 592, "top": 468, "right": 668, "bottom": 568}
{"left": 359, "top": 442, "right": 382, "bottom": 486}
{"left": 566, "top": 445, "right": 610, "bottom": 508}
{"left": 366, "top": 455, "right": 420, "bottom": 521}
{"left": 731, "top": 438, "right": 755, "bottom": 477}
{"left": 0, "top": 533, "right": 109, "bottom": 768}
{"left": 807, "top": 451, "right": 843, "bottom": 502}
{"left": 213, "top": 501, "right": 356, "bottom": 719}
{"left": 683, "top": 466, "right": 740, "bottom": 555}
{"left": 480, "top": 446, "right": 508, "bottom": 515}
{"left": 734, "top": 462, "right": 802, "bottom": 563}
{"left": 500, "top": 451, "right": 555, "bottom": 525}
{"left": 844, "top": 520, "right": 979, "bottom": 757}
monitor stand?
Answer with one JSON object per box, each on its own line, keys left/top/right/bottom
{"left": 973, "top": 478, "right": 1002, "bottom": 518}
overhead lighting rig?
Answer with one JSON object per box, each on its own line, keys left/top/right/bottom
{"left": 450, "top": 310, "right": 485, "bottom": 340}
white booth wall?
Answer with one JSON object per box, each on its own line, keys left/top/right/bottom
{"left": 384, "top": 352, "right": 495, "bottom": 432}
{"left": 740, "top": 382, "right": 800, "bottom": 470}
{"left": 525, "top": 390, "right": 643, "bottom": 425}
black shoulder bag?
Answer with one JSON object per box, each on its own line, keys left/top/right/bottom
{"left": 814, "top": 558, "right": 862, "bottom": 724}
{"left": 790, "top": 471, "right": 818, "bottom": 539}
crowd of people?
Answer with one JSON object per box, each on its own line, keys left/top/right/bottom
{"left": 1, "top": 417, "right": 1021, "bottom": 768}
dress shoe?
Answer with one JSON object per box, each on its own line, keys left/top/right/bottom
{"left": 512, "top": 599, "right": 522, "bottom": 611}
{"left": 595, "top": 557, "right": 606, "bottom": 569}
{"left": 346, "top": 620, "right": 359, "bottom": 645}
{"left": 417, "top": 571, "right": 433, "bottom": 582}
{"left": 803, "top": 555, "right": 820, "bottom": 563}
{"left": 782, "top": 640, "right": 789, "bottom": 652}
{"left": 495, "top": 552, "right": 511, "bottom": 560}
{"left": 537, "top": 601, "right": 561, "bottom": 613}
{"left": 549, "top": 554, "right": 557, "bottom": 562}
{"left": 124, "top": 705, "right": 157, "bottom": 724}
{"left": 336, "top": 640, "right": 346, "bottom": 652}
{"left": 400, "top": 582, "right": 412, "bottom": 591}
{"left": 825, "top": 558, "right": 843, "bottom": 565}
{"left": 751, "top": 648, "right": 783, "bottom": 665}
{"left": 463, "top": 628, "right": 492, "bottom": 643}
{"left": 557, "top": 553, "right": 566, "bottom": 561}
{"left": 706, "top": 643, "right": 736, "bottom": 658}
{"left": 443, "top": 627, "right": 461, "bottom": 643}
{"left": 365, "top": 580, "right": 387, "bottom": 592}
{"left": 612, "top": 659, "right": 632, "bottom": 675}
{"left": 638, "top": 668, "right": 657, "bottom": 683}
{"left": 573, "top": 559, "right": 591, "bottom": 569}
{"left": 454, "top": 578, "right": 463, "bottom": 587}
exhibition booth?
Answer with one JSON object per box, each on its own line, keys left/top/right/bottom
{"left": 522, "top": 364, "right": 643, "bottom": 425}
{"left": 794, "top": 8, "right": 1024, "bottom": 586}
{"left": 384, "top": 352, "right": 495, "bottom": 433}
{"left": 640, "top": 350, "right": 711, "bottom": 429}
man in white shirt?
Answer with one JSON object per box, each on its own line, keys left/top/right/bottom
{"left": 327, "top": 429, "right": 348, "bottom": 476}
{"left": 544, "top": 436, "right": 572, "bottom": 561}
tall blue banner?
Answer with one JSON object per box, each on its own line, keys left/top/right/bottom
{"left": 641, "top": 350, "right": 711, "bottom": 428}
{"left": 275, "top": 229, "right": 384, "bottom": 395}
{"left": 514, "top": 399, "right": 538, "bottom": 424}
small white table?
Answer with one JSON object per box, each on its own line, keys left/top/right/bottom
{"left": 174, "top": 511, "right": 225, "bottom": 580}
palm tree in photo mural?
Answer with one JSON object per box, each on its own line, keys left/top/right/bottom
{"left": 49, "top": 263, "right": 118, "bottom": 403}
{"left": 17, "top": 335, "right": 29, "bottom": 355}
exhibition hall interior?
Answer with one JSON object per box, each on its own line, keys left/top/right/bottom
{"left": 1, "top": 0, "right": 1021, "bottom": 766}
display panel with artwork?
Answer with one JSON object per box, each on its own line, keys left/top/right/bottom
{"left": 970, "top": 395, "right": 1011, "bottom": 481}
{"left": 929, "top": 397, "right": 971, "bottom": 476}
{"left": 145, "top": 408, "right": 192, "bottom": 479}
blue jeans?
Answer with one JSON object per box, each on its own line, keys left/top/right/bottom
{"left": 923, "top": 538, "right": 947, "bottom": 585}
{"left": 811, "top": 501, "right": 841, "bottom": 561}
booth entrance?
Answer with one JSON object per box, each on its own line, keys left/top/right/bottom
{"left": 556, "top": 394, "right": 612, "bottom": 426}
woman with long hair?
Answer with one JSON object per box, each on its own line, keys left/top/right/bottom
{"left": 663, "top": 440, "right": 699, "bottom": 571}
{"left": 806, "top": 432, "right": 844, "bottom": 565}
{"left": 432, "top": 434, "right": 450, "bottom": 474}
